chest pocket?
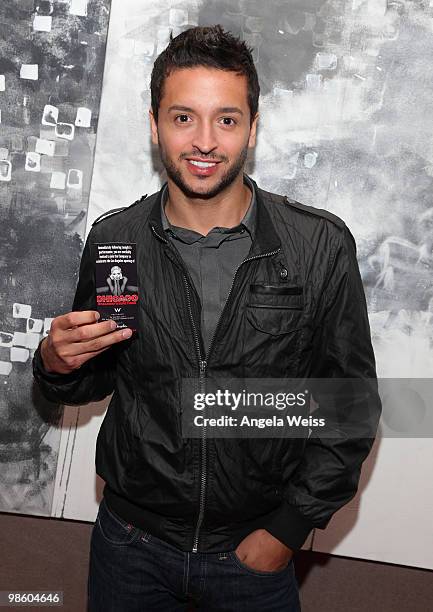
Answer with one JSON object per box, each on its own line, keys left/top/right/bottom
{"left": 246, "top": 284, "right": 304, "bottom": 336}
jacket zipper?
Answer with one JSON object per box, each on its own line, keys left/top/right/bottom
{"left": 181, "top": 275, "right": 208, "bottom": 554}
{"left": 189, "top": 246, "right": 281, "bottom": 553}
{"left": 152, "top": 222, "right": 282, "bottom": 553}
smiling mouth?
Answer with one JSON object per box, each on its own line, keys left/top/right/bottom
{"left": 188, "top": 160, "right": 220, "bottom": 168}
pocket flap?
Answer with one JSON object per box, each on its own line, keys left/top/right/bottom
{"left": 250, "top": 284, "right": 302, "bottom": 296}
{"left": 248, "top": 284, "right": 304, "bottom": 310}
{"left": 246, "top": 285, "right": 305, "bottom": 336}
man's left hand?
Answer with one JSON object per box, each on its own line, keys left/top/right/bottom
{"left": 234, "top": 529, "right": 294, "bottom": 572}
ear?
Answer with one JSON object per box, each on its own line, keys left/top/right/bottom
{"left": 149, "top": 109, "right": 159, "bottom": 145}
{"left": 248, "top": 112, "right": 259, "bottom": 148}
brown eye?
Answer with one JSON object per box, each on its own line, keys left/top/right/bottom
{"left": 220, "top": 117, "right": 235, "bottom": 126}
{"left": 176, "top": 114, "right": 190, "bottom": 123}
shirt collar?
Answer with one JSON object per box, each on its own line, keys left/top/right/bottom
{"left": 160, "top": 174, "right": 257, "bottom": 240}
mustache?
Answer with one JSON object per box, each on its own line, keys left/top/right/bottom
{"left": 179, "top": 152, "right": 229, "bottom": 163}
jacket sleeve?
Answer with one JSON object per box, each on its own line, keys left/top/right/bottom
{"left": 263, "top": 223, "right": 382, "bottom": 551}
{"left": 32, "top": 227, "right": 117, "bottom": 405}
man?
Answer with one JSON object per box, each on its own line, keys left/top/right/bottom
{"left": 33, "top": 25, "right": 381, "bottom": 611}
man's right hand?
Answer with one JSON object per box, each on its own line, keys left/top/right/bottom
{"left": 40, "top": 311, "right": 133, "bottom": 375}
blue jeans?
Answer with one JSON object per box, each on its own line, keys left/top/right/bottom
{"left": 87, "top": 497, "right": 301, "bottom": 611}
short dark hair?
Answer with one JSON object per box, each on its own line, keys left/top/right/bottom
{"left": 150, "top": 25, "right": 260, "bottom": 125}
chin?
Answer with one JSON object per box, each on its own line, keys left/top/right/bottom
{"left": 170, "top": 173, "right": 228, "bottom": 200}
{"left": 182, "top": 186, "right": 223, "bottom": 200}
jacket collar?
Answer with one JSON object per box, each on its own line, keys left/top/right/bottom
{"left": 148, "top": 174, "right": 281, "bottom": 255}
{"left": 160, "top": 174, "right": 257, "bottom": 239}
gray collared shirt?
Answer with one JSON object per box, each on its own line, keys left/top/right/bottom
{"left": 161, "top": 176, "right": 257, "bottom": 355}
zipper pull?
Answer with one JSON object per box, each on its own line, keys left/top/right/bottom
{"left": 199, "top": 360, "right": 207, "bottom": 373}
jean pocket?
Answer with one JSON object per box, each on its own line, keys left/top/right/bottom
{"left": 229, "top": 550, "right": 291, "bottom": 577}
{"left": 96, "top": 498, "right": 141, "bottom": 546}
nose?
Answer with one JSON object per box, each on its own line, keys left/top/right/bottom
{"left": 191, "top": 119, "right": 218, "bottom": 155}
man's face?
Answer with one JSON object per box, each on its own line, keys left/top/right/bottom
{"left": 149, "top": 66, "right": 258, "bottom": 199}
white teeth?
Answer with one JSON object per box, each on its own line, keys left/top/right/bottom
{"left": 189, "top": 160, "right": 217, "bottom": 168}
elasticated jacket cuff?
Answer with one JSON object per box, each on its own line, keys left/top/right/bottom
{"left": 263, "top": 500, "right": 314, "bottom": 551}
{"left": 32, "top": 342, "right": 83, "bottom": 385}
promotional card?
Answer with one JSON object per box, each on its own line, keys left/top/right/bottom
{"left": 94, "top": 243, "right": 138, "bottom": 331}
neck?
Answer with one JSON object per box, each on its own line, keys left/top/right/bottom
{"left": 164, "top": 173, "right": 252, "bottom": 235}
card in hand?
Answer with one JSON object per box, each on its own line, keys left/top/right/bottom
{"left": 94, "top": 243, "right": 139, "bottom": 332}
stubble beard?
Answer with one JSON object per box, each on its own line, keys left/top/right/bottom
{"left": 158, "top": 141, "right": 249, "bottom": 200}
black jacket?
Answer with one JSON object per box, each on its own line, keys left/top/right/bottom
{"left": 33, "top": 177, "right": 381, "bottom": 553}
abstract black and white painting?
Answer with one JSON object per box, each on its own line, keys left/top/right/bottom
{"left": 90, "top": 0, "right": 433, "bottom": 381}
{"left": 1, "top": 0, "right": 431, "bottom": 569}
{"left": 0, "top": 0, "right": 111, "bottom": 515}
{"left": 81, "top": 0, "right": 433, "bottom": 568}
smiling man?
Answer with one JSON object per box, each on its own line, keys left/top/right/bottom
{"left": 149, "top": 58, "right": 258, "bottom": 238}
{"left": 33, "top": 25, "right": 381, "bottom": 612}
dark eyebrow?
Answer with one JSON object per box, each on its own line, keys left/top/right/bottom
{"left": 217, "top": 107, "right": 244, "bottom": 116}
{"left": 167, "top": 105, "right": 244, "bottom": 116}
{"left": 167, "top": 105, "right": 195, "bottom": 113}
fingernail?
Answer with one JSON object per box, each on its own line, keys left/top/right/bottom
{"left": 95, "top": 312, "right": 100, "bottom": 320}
{"left": 110, "top": 320, "right": 117, "bottom": 330}
{"left": 122, "top": 329, "right": 132, "bottom": 338}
